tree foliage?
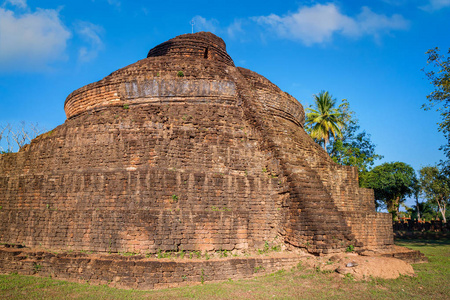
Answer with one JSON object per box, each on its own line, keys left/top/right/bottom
{"left": 422, "top": 47, "right": 450, "bottom": 160}
{"left": 328, "top": 111, "right": 383, "bottom": 175}
{"left": 361, "top": 162, "right": 417, "bottom": 220}
{"left": 419, "top": 165, "right": 450, "bottom": 223}
{"left": 305, "top": 91, "right": 347, "bottom": 149}
{"left": 305, "top": 91, "right": 382, "bottom": 180}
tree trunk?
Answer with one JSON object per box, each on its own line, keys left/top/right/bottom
{"left": 387, "top": 197, "right": 400, "bottom": 221}
{"left": 437, "top": 197, "right": 447, "bottom": 223}
{"left": 415, "top": 196, "right": 421, "bottom": 221}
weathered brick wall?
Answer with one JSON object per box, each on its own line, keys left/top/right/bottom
{"left": 1, "top": 104, "right": 284, "bottom": 253}
{"left": 64, "top": 56, "right": 238, "bottom": 119}
{"left": 242, "top": 69, "right": 375, "bottom": 213}
{"left": 0, "top": 246, "right": 300, "bottom": 290}
{"left": 343, "top": 212, "right": 393, "bottom": 248}
{"left": 64, "top": 83, "right": 122, "bottom": 119}
{"left": 0, "top": 32, "right": 393, "bottom": 257}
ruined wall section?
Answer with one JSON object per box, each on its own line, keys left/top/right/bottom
{"left": 235, "top": 67, "right": 393, "bottom": 252}
{"left": 232, "top": 68, "right": 353, "bottom": 253}
{"left": 0, "top": 100, "right": 285, "bottom": 253}
{"left": 342, "top": 212, "right": 393, "bottom": 248}
{"left": 236, "top": 68, "right": 384, "bottom": 212}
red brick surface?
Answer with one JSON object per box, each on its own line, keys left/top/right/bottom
{"left": 0, "top": 32, "right": 393, "bottom": 262}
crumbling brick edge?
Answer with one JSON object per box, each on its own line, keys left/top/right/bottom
{"left": 0, "top": 246, "right": 302, "bottom": 290}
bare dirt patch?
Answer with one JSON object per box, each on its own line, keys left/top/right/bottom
{"left": 299, "top": 247, "right": 418, "bottom": 281}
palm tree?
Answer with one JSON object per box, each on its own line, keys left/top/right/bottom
{"left": 305, "top": 91, "right": 346, "bottom": 150}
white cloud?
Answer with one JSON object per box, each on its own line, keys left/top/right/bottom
{"left": 106, "top": 0, "right": 121, "bottom": 8}
{"left": 3, "top": 0, "right": 27, "bottom": 9}
{"left": 192, "top": 15, "right": 219, "bottom": 33}
{"left": 421, "top": 0, "right": 450, "bottom": 11}
{"left": 254, "top": 4, "right": 356, "bottom": 45}
{"left": 75, "top": 21, "right": 104, "bottom": 62}
{"left": 381, "top": 0, "right": 409, "bottom": 5}
{"left": 227, "top": 19, "right": 244, "bottom": 39}
{"left": 0, "top": 7, "right": 71, "bottom": 71}
{"left": 254, "top": 3, "right": 409, "bottom": 45}
{"left": 356, "top": 7, "right": 409, "bottom": 35}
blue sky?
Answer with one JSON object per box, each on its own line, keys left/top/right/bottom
{"left": 0, "top": 0, "right": 449, "bottom": 176}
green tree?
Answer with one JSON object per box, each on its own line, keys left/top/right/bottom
{"left": 305, "top": 91, "right": 347, "bottom": 150}
{"left": 327, "top": 105, "right": 383, "bottom": 176}
{"left": 305, "top": 93, "right": 382, "bottom": 180}
{"left": 361, "top": 162, "right": 417, "bottom": 220}
{"left": 419, "top": 166, "right": 450, "bottom": 223}
{"left": 422, "top": 47, "right": 450, "bottom": 160}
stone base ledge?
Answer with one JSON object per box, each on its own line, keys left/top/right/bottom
{"left": 0, "top": 245, "right": 426, "bottom": 290}
{"left": 374, "top": 245, "right": 428, "bottom": 264}
{"left": 0, "top": 246, "right": 302, "bottom": 290}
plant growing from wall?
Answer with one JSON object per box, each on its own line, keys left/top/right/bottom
{"left": 254, "top": 266, "right": 265, "bottom": 273}
{"left": 33, "top": 263, "right": 42, "bottom": 273}
{"left": 200, "top": 268, "right": 205, "bottom": 284}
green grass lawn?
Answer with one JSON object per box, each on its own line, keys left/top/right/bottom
{"left": 1, "top": 238, "right": 449, "bottom": 299}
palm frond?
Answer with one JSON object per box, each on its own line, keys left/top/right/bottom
{"left": 305, "top": 90, "right": 347, "bottom": 149}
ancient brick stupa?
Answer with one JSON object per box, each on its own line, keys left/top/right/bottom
{"left": 0, "top": 32, "right": 393, "bottom": 256}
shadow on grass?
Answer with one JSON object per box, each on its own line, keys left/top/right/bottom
{"left": 395, "top": 239, "right": 450, "bottom": 247}
{"left": 394, "top": 230, "right": 450, "bottom": 249}
{"left": 394, "top": 230, "right": 449, "bottom": 239}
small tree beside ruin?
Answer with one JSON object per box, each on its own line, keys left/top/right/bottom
{"left": 419, "top": 165, "right": 449, "bottom": 223}
{"left": 362, "top": 162, "right": 417, "bottom": 220}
